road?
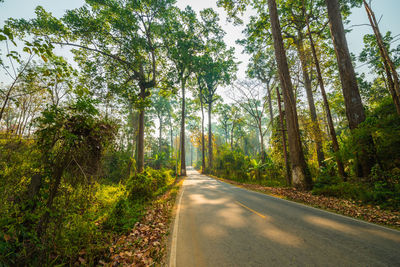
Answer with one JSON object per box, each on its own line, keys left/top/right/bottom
{"left": 169, "top": 168, "right": 400, "bottom": 267}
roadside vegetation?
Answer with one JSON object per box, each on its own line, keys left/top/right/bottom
{"left": 1, "top": 0, "right": 400, "bottom": 265}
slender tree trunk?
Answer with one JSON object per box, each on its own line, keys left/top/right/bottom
{"left": 363, "top": 0, "right": 400, "bottom": 114}
{"left": 268, "top": 0, "right": 311, "bottom": 189}
{"left": 159, "top": 116, "right": 162, "bottom": 152}
{"left": 295, "top": 34, "right": 325, "bottom": 167}
{"left": 200, "top": 95, "right": 206, "bottom": 172}
{"left": 190, "top": 143, "right": 193, "bottom": 166}
{"left": 258, "top": 121, "right": 265, "bottom": 162}
{"left": 230, "top": 125, "right": 234, "bottom": 151}
{"left": 266, "top": 82, "right": 274, "bottom": 124}
{"left": 326, "top": 0, "right": 376, "bottom": 177}
{"left": 180, "top": 79, "right": 187, "bottom": 176}
{"left": 276, "top": 86, "right": 291, "bottom": 186}
{"left": 306, "top": 14, "right": 347, "bottom": 179}
{"left": 208, "top": 102, "right": 213, "bottom": 171}
{"left": 137, "top": 85, "right": 146, "bottom": 173}
{"left": 169, "top": 112, "right": 173, "bottom": 159}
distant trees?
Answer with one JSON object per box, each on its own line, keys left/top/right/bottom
{"left": 229, "top": 80, "right": 269, "bottom": 162}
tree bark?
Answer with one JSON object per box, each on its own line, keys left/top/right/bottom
{"left": 266, "top": 82, "right": 274, "bottom": 124}
{"left": 208, "top": 102, "right": 213, "bottom": 171}
{"left": 200, "top": 94, "right": 206, "bottom": 171}
{"left": 137, "top": 85, "right": 146, "bottom": 173}
{"left": 295, "top": 34, "right": 325, "bottom": 168}
{"left": 258, "top": 121, "right": 265, "bottom": 161}
{"left": 276, "top": 86, "right": 291, "bottom": 186}
{"left": 326, "top": 0, "right": 376, "bottom": 177}
{"left": 159, "top": 115, "right": 163, "bottom": 153}
{"left": 306, "top": 13, "right": 347, "bottom": 179}
{"left": 169, "top": 112, "right": 173, "bottom": 158}
{"left": 363, "top": 0, "right": 400, "bottom": 115}
{"left": 268, "top": 0, "right": 311, "bottom": 190}
{"left": 180, "top": 79, "right": 187, "bottom": 176}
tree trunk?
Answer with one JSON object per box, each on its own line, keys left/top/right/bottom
{"left": 276, "top": 86, "right": 291, "bottom": 186}
{"left": 190, "top": 142, "right": 193, "bottom": 166}
{"left": 266, "top": 82, "right": 274, "bottom": 124}
{"left": 201, "top": 96, "right": 206, "bottom": 172}
{"left": 169, "top": 112, "right": 173, "bottom": 158}
{"left": 268, "top": 0, "right": 311, "bottom": 189}
{"left": 208, "top": 102, "right": 213, "bottom": 171}
{"left": 258, "top": 121, "right": 265, "bottom": 162}
{"left": 295, "top": 34, "right": 325, "bottom": 167}
{"left": 306, "top": 14, "right": 347, "bottom": 179}
{"left": 159, "top": 116, "right": 162, "bottom": 152}
{"left": 230, "top": 125, "right": 234, "bottom": 151}
{"left": 326, "top": 0, "right": 376, "bottom": 177}
{"left": 137, "top": 85, "right": 146, "bottom": 173}
{"left": 363, "top": 0, "right": 400, "bottom": 115}
{"left": 180, "top": 80, "right": 187, "bottom": 176}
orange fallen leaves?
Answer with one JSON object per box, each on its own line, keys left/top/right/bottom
{"left": 103, "top": 188, "right": 178, "bottom": 266}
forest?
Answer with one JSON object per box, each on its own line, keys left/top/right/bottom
{"left": 0, "top": 0, "right": 399, "bottom": 265}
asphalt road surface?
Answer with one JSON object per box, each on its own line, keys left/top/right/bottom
{"left": 169, "top": 167, "right": 400, "bottom": 267}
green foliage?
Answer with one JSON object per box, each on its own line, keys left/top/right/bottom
{"left": 213, "top": 146, "right": 250, "bottom": 181}
{"left": 102, "top": 149, "right": 132, "bottom": 183}
{"left": 127, "top": 167, "right": 174, "bottom": 202}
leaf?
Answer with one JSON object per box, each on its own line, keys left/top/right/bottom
{"left": 23, "top": 47, "right": 32, "bottom": 54}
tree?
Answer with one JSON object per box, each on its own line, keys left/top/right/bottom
{"left": 325, "top": 0, "right": 377, "bottom": 177}
{"left": 362, "top": 1, "right": 400, "bottom": 115}
{"left": 304, "top": 7, "right": 346, "bottom": 178}
{"left": 0, "top": 26, "right": 54, "bottom": 123}
{"left": 10, "top": 0, "right": 175, "bottom": 172}
{"left": 163, "top": 6, "right": 202, "bottom": 176}
{"left": 267, "top": 0, "right": 311, "bottom": 189}
{"left": 150, "top": 89, "right": 171, "bottom": 153}
{"left": 196, "top": 8, "right": 237, "bottom": 171}
{"left": 229, "top": 80, "right": 268, "bottom": 161}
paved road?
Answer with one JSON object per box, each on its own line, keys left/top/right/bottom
{"left": 169, "top": 168, "right": 400, "bottom": 267}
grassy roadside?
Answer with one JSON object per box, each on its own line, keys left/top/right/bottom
{"left": 208, "top": 174, "right": 400, "bottom": 230}
{"left": 105, "top": 177, "right": 184, "bottom": 266}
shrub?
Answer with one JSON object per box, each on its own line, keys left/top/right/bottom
{"left": 127, "top": 167, "right": 174, "bottom": 202}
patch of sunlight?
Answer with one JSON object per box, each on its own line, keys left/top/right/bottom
{"left": 303, "top": 215, "right": 355, "bottom": 234}
{"left": 270, "top": 193, "right": 285, "bottom": 199}
{"left": 363, "top": 228, "right": 400, "bottom": 242}
{"left": 189, "top": 193, "right": 230, "bottom": 206}
{"left": 261, "top": 225, "right": 302, "bottom": 247}
{"left": 216, "top": 203, "right": 247, "bottom": 228}
{"left": 201, "top": 224, "right": 228, "bottom": 238}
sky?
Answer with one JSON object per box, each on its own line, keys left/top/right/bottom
{"left": 1, "top": 0, "right": 399, "bottom": 84}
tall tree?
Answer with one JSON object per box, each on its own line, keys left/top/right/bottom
{"left": 196, "top": 8, "right": 237, "bottom": 172}
{"left": 267, "top": 0, "right": 311, "bottom": 189}
{"left": 325, "top": 0, "right": 376, "bottom": 177}
{"left": 229, "top": 80, "right": 268, "bottom": 161}
{"left": 163, "top": 6, "right": 202, "bottom": 176}
{"left": 11, "top": 0, "right": 175, "bottom": 172}
{"left": 362, "top": 0, "right": 400, "bottom": 115}
{"left": 304, "top": 7, "right": 346, "bottom": 178}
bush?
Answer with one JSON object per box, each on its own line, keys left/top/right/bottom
{"left": 127, "top": 167, "right": 174, "bottom": 202}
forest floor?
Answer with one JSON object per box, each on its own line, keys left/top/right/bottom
{"left": 104, "top": 178, "right": 184, "bottom": 266}
{"left": 212, "top": 176, "right": 400, "bottom": 230}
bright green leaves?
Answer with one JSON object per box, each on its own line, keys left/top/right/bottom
{"left": 216, "top": 0, "right": 250, "bottom": 25}
{"left": 0, "top": 26, "right": 16, "bottom": 45}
